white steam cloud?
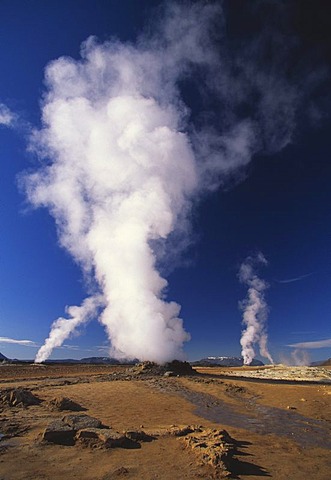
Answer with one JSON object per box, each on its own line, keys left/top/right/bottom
{"left": 239, "top": 253, "right": 273, "bottom": 365}
{"left": 21, "top": 2, "right": 317, "bottom": 363}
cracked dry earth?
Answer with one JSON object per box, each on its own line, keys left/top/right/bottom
{"left": 0, "top": 364, "right": 330, "bottom": 479}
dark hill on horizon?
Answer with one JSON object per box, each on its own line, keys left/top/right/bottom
{"left": 310, "top": 358, "right": 331, "bottom": 366}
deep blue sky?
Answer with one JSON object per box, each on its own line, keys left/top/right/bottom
{"left": 0, "top": 0, "right": 330, "bottom": 362}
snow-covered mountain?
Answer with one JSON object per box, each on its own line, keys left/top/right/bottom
{"left": 191, "top": 356, "right": 264, "bottom": 367}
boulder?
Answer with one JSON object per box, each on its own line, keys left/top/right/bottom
{"left": 43, "top": 414, "right": 105, "bottom": 445}
{"left": 42, "top": 420, "right": 75, "bottom": 445}
{"left": 62, "top": 414, "right": 104, "bottom": 430}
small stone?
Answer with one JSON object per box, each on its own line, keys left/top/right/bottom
{"left": 124, "top": 429, "right": 154, "bottom": 442}
{"left": 112, "top": 466, "right": 129, "bottom": 476}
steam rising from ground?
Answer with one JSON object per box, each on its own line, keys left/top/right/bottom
{"left": 0, "top": 103, "right": 14, "bottom": 126}
{"left": 239, "top": 253, "right": 273, "bottom": 365}
{"left": 22, "top": 2, "right": 318, "bottom": 363}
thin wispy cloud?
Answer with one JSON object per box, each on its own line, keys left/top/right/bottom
{"left": 96, "top": 346, "right": 110, "bottom": 353}
{"left": 0, "top": 336, "right": 38, "bottom": 347}
{"left": 276, "top": 272, "right": 313, "bottom": 284}
{"left": 288, "top": 338, "right": 331, "bottom": 349}
{"left": 61, "top": 344, "right": 80, "bottom": 350}
{"left": 56, "top": 344, "right": 94, "bottom": 353}
{"left": 290, "top": 331, "right": 317, "bottom": 335}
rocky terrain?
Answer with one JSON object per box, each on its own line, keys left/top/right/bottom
{"left": 0, "top": 362, "right": 330, "bottom": 479}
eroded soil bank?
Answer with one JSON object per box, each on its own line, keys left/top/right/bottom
{"left": 0, "top": 364, "right": 330, "bottom": 479}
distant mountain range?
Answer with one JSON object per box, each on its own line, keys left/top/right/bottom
{"left": 44, "top": 356, "right": 138, "bottom": 365}
{"left": 1, "top": 352, "right": 330, "bottom": 367}
{"left": 0, "top": 353, "right": 137, "bottom": 365}
{"left": 191, "top": 356, "right": 264, "bottom": 367}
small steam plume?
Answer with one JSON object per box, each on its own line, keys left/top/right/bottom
{"left": 0, "top": 103, "right": 14, "bottom": 126}
{"left": 279, "top": 349, "right": 311, "bottom": 366}
{"left": 35, "top": 296, "right": 103, "bottom": 363}
{"left": 239, "top": 253, "right": 273, "bottom": 365}
{"left": 291, "top": 348, "right": 310, "bottom": 366}
{"left": 21, "top": 2, "right": 323, "bottom": 363}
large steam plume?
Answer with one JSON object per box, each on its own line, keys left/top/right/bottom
{"left": 239, "top": 253, "right": 273, "bottom": 365}
{"left": 21, "top": 2, "right": 320, "bottom": 363}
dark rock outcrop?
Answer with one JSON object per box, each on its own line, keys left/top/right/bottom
{"left": 131, "top": 360, "right": 195, "bottom": 376}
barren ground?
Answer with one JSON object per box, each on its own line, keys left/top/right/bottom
{"left": 0, "top": 363, "right": 330, "bottom": 479}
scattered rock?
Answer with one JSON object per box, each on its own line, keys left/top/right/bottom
{"left": 124, "top": 429, "right": 155, "bottom": 442}
{"left": 143, "top": 425, "right": 202, "bottom": 438}
{"left": 212, "top": 365, "right": 331, "bottom": 382}
{"left": 286, "top": 406, "right": 297, "bottom": 410}
{"left": 47, "top": 396, "right": 86, "bottom": 411}
{"left": 0, "top": 418, "right": 30, "bottom": 438}
{"left": 225, "top": 384, "right": 247, "bottom": 396}
{"left": 0, "top": 388, "right": 41, "bottom": 407}
{"left": 168, "top": 425, "right": 201, "bottom": 437}
{"left": 103, "top": 467, "right": 130, "bottom": 478}
{"left": 76, "top": 428, "right": 128, "bottom": 448}
{"left": 113, "top": 466, "right": 129, "bottom": 476}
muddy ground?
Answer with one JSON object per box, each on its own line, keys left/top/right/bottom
{"left": 0, "top": 363, "right": 330, "bottom": 479}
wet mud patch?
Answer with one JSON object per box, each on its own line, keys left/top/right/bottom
{"left": 149, "top": 378, "right": 331, "bottom": 449}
